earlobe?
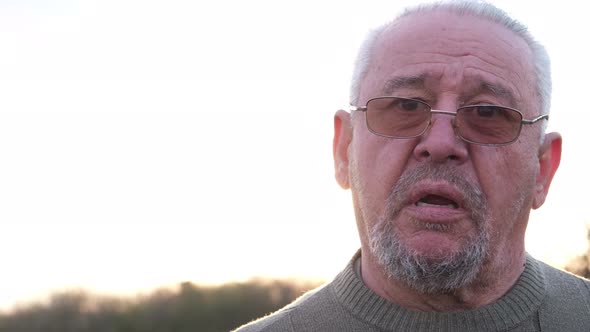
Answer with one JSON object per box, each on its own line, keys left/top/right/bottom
{"left": 532, "top": 132, "right": 562, "bottom": 209}
{"left": 333, "top": 110, "right": 352, "bottom": 189}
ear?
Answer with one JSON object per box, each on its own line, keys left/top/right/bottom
{"left": 532, "top": 132, "right": 562, "bottom": 209}
{"left": 333, "top": 110, "right": 353, "bottom": 189}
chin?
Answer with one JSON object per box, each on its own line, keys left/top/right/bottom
{"left": 369, "top": 219, "right": 490, "bottom": 294}
{"left": 406, "top": 231, "right": 472, "bottom": 259}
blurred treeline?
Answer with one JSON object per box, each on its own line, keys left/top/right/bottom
{"left": 0, "top": 278, "right": 321, "bottom": 332}
{"left": 565, "top": 228, "right": 590, "bottom": 279}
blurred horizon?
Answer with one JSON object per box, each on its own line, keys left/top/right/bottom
{"left": 1, "top": 275, "right": 325, "bottom": 315}
{"left": 0, "top": 254, "right": 588, "bottom": 331}
{"left": 0, "top": 278, "right": 323, "bottom": 331}
{"left": 3, "top": 248, "right": 590, "bottom": 313}
{"left": 1, "top": 0, "right": 589, "bottom": 314}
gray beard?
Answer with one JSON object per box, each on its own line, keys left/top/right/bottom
{"left": 367, "top": 164, "right": 490, "bottom": 294}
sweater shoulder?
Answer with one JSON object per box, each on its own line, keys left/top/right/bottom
{"left": 232, "top": 307, "right": 295, "bottom": 332}
{"left": 540, "top": 259, "right": 590, "bottom": 295}
{"left": 536, "top": 259, "right": 590, "bottom": 328}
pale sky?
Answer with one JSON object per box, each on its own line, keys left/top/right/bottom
{"left": 0, "top": 0, "right": 588, "bottom": 311}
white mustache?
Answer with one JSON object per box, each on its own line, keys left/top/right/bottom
{"left": 384, "top": 163, "right": 487, "bottom": 225}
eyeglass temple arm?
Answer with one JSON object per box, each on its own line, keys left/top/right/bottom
{"left": 349, "top": 105, "right": 367, "bottom": 112}
{"left": 521, "top": 114, "right": 549, "bottom": 125}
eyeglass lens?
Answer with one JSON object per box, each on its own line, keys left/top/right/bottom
{"left": 365, "top": 97, "right": 523, "bottom": 144}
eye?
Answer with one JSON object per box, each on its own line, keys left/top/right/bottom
{"left": 389, "top": 98, "right": 429, "bottom": 112}
{"left": 398, "top": 99, "right": 422, "bottom": 111}
{"left": 475, "top": 105, "right": 503, "bottom": 118}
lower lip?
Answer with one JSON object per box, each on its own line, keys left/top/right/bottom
{"left": 404, "top": 204, "right": 466, "bottom": 223}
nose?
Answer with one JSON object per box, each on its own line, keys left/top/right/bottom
{"left": 413, "top": 113, "right": 468, "bottom": 163}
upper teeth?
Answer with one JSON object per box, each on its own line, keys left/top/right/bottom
{"left": 416, "top": 201, "right": 457, "bottom": 208}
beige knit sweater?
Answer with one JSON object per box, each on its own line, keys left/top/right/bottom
{"left": 235, "top": 251, "right": 590, "bottom": 331}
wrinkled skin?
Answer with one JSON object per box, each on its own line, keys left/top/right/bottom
{"left": 333, "top": 10, "right": 561, "bottom": 311}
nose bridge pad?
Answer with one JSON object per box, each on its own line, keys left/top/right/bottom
{"left": 424, "top": 119, "right": 434, "bottom": 136}
{"left": 425, "top": 113, "right": 459, "bottom": 139}
{"left": 451, "top": 117, "right": 460, "bottom": 139}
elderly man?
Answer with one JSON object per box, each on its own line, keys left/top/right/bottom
{"left": 236, "top": 1, "right": 590, "bottom": 331}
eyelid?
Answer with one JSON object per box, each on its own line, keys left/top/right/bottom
{"left": 388, "top": 89, "right": 433, "bottom": 103}
{"left": 462, "top": 97, "right": 511, "bottom": 107}
{"left": 463, "top": 100, "right": 494, "bottom": 105}
{"left": 402, "top": 96, "right": 430, "bottom": 104}
{"left": 414, "top": 97, "right": 430, "bottom": 103}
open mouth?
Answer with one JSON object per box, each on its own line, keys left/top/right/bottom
{"left": 415, "top": 194, "right": 459, "bottom": 209}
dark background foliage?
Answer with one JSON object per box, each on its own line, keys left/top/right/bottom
{"left": 0, "top": 279, "right": 320, "bottom": 332}
{"left": 565, "top": 229, "right": 590, "bottom": 279}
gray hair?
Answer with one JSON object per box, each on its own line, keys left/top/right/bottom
{"left": 350, "top": 0, "right": 552, "bottom": 124}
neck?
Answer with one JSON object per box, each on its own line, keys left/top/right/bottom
{"left": 360, "top": 247, "right": 526, "bottom": 311}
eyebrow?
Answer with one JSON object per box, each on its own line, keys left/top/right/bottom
{"left": 382, "top": 75, "right": 426, "bottom": 95}
{"left": 477, "top": 81, "right": 517, "bottom": 106}
{"left": 382, "top": 75, "right": 518, "bottom": 106}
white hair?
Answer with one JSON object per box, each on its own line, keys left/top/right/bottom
{"left": 350, "top": 0, "right": 552, "bottom": 128}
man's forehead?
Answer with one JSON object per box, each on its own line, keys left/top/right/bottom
{"left": 384, "top": 8, "right": 509, "bottom": 36}
{"left": 361, "top": 10, "right": 534, "bottom": 108}
{"left": 375, "top": 8, "right": 533, "bottom": 57}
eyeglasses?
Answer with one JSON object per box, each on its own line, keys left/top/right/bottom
{"left": 350, "top": 96, "right": 549, "bottom": 146}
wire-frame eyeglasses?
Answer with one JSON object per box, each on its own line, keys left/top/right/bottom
{"left": 349, "top": 96, "right": 549, "bottom": 146}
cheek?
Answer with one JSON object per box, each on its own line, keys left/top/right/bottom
{"left": 472, "top": 147, "right": 538, "bottom": 223}
{"left": 350, "top": 133, "right": 415, "bottom": 218}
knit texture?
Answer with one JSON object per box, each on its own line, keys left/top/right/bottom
{"left": 235, "top": 251, "right": 590, "bottom": 332}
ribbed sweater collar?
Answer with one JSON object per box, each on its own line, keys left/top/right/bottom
{"left": 332, "top": 251, "right": 546, "bottom": 331}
